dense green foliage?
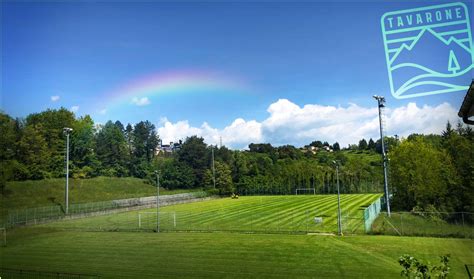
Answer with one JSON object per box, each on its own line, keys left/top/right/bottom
{"left": 1, "top": 108, "right": 472, "bottom": 217}
{"left": 389, "top": 122, "right": 473, "bottom": 214}
{"left": 1, "top": 229, "right": 472, "bottom": 278}
{"left": 399, "top": 254, "right": 450, "bottom": 279}
{"left": 0, "top": 109, "right": 386, "bottom": 197}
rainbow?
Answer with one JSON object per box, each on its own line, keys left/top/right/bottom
{"left": 100, "top": 70, "right": 249, "bottom": 111}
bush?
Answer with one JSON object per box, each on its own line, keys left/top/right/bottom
{"left": 206, "top": 188, "right": 220, "bottom": 196}
{"left": 398, "top": 254, "right": 450, "bottom": 278}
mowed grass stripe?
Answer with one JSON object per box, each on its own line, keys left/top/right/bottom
{"left": 43, "top": 194, "right": 382, "bottom": 233}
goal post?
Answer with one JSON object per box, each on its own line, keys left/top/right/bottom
{"left": 138, "top": 212, "right": 176, "bottom": 230}
{"left": 295, "top": 188, "right": 316, "bottom": 195}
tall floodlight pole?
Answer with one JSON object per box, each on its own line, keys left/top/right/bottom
{"left": 212, "top": 146, "right": 216, "bottom": 189}
{"left": 155, "top": 170, "right": 160, "bottom": 232}
{"left": 373, "top": 95, "right": 391, "bottom": 217}
{"left": 63, "top": 127, "right": 73, "bottom": 215}
{"left": 333, "top": 161, "right": 342, "bottom": 236}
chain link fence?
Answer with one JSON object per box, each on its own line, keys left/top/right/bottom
{"left": 1, "top": 192, "right": 209, "bottom": 229}
{"left": 39, "top": 207, "right": 370, "bottom": 235}
{"left": 371, "top": 212, "right": 473, "bottom": 238}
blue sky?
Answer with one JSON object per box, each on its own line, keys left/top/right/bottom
{"left": 2, "top": 1, "right": 473, "bottom": 148}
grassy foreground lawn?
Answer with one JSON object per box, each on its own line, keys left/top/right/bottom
{"left": 1, "top": 176, "right": 199, "bottom": 212}
{"left": 1, "top": 228, "right": 472, "bottom": 278}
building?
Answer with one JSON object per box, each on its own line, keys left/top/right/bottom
{"left": 458, "top": 80, "right": 474, "bottom": 125}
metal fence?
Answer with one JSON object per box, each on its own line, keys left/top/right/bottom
{"left": 38, "top": 207, "right": 369, "bottom": 235}
{"left": 0, "top": 268, "right": 100, "bottom": 279}
{"left": 364, "top": 197, "right": 382, "bottom": 232}
{"left": 1, "top": 192, "right": 208, "bottom": 229}
{"left": 371, "top": 212, "right": 474, "bottom": 238}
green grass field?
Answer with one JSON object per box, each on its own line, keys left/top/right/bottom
{"left": 41, "top": 194, "right": 381, "bottom": 234}
{"left": 1, "top": 194, "right": 473, "bottom": 278}
{"left": 1, "top": 176, "right": 199, "bottom": 212}
{"left": 1, "top": 228, "right": 472, "bottom": 278}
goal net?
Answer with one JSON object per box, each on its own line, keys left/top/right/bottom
{"left": 138, "top": 212, "right": 176, "bottom": 230}
{"left": 295, "top": 188, "right": 316, "bottom": 195}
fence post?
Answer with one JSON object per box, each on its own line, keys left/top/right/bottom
{"left": 400, "top": 213, "right": 403, "bottom": 236}
{"left": 461, "top": 212, "right": 465, "bottom": 237}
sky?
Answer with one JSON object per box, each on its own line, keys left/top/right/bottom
{"left": 2, "top": 0, "right": 473, "bottom": 149}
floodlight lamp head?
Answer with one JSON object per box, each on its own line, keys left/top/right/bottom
{"left": 63, "top": 127, "right": 73, "bottom": 134}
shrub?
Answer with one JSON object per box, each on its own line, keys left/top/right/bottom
{"left": 398, "top": 254, "right": 450, "bottom": 278}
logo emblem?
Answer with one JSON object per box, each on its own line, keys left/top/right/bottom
{"left": 381, "top": 2, "right": 473, "bottom": 99}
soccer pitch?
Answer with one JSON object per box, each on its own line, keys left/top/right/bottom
{"left": 1, "top": 194, "right": 473, "bottom": 278}
{"left": 41, "top": 194, "right": 382, "bottom": 234}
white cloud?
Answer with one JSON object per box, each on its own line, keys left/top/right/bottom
{"left": 99, "top": 109, "right": 107, "bottom": 115}
{"left": 51, "top": 95, "right": 60, "bottom": 102}
{"left": 132, "top": 97, "right": 150, "bottom": 106}
{"left": 71, "top": 106, "right": 79, "bottom": 112}
{"left": 156, "top": 99, "right": 458, "bottom": 149}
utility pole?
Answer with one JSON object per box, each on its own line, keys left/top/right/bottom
{"left": 333, "top": 160, "right": 342, "bottom": 236}
{"left": 63, "top": 127, "right": 73, "bottom": 215}
{"left": 155, "top": 170, "right": 160, "bottom": 232}
{"left": 373, "top": 95, "right": 391, "bottom": 217}
{"left": 212, "top": 146, "right": 216, "bottom": 189}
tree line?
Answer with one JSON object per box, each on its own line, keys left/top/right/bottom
{"left": 1, "top": 108, "right": 472, "bottom": 215}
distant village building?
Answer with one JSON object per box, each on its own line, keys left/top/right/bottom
{"left": 156, "top": 140, "right": 182, "bottom": 155}
{"left": 300, "top": 145, "right": 332, "bottom": 154}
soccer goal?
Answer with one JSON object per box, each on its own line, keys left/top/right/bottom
{"left": 295, "top": 188, "right": 316, "bottom": 195}
{"left": 0, "top": 228, "right": 6, "bottom": 246}
{"left": 138, "top": 212, "right": 176, "bottom": 230}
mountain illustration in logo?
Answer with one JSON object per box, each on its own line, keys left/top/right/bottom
{"left": 391, "top": 28, "right": 472, "bottom": 74}
{"left": 389, "top": 28, "right": 473, "bottom": 98}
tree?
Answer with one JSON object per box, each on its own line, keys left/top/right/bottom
{"left": 368, "top": 138, "right": 376, "bottom": 150}
{"left": 132, "top": 121, "right": 159, "bottom": 163}
{"left": 276, "top": 145, "right": 301, "bottom": 160}
{"left": 375, "top": 136, "right": 398, "bottom": 154}
{"left": 248, "top": 143, "right": 274, "bottom": 154}
{"left": 159, "top": 160, "right": 196, "bottom": 189}
{"left": 203, "top": 161, "right": 234, "bottom": 195}
{"left": 95, "top": 121, "right": 129, "bottom": 176}
{"left": 18, "top": 124, "right": 51, "bottom": 179}
{"left": 442, "top": 132, "right": 474, "bottom": 213}
{"left": 389, "top": 138, "right": 459, "bottom": 211}
{"left": 125, "top": 123, "right": 134, "bottom": 157}
{"left": 358, "top": 139, "right": 368, "bottom": 150}
{"left": 442, "top": 121, "right": 454, "bottom": 139}
{"left": 332, "top": 142, "right": 340, "bottom": 151}
{"left": 0, "top": 113, "right": 22, "bottom": 192}
{"left": 178, "top": 136, "right": 208, "bottom": 186}
{"left": 25, "top": 108, "right": 76, "bottom": 177}
{"left": 71, "top": 115, "right": 99, "bottom": 178}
